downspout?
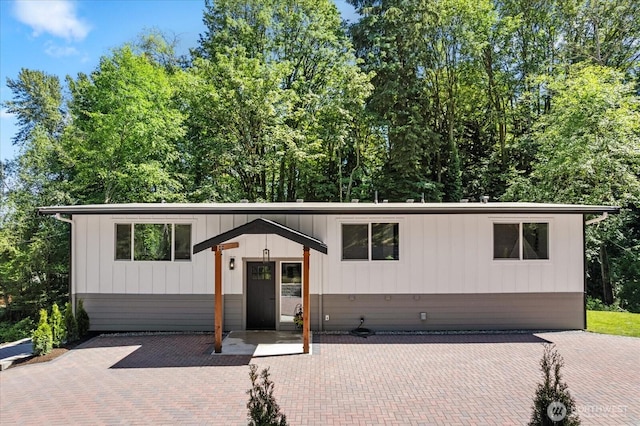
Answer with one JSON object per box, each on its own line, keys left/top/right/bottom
{"left": 54, "top": 213, "right": 75, "bottom": 312}
{"left": 585, "top": 212, "right": 608, "bottom": 226}
{"left": 583, "top": 212, "right": 610, "bottom": 329}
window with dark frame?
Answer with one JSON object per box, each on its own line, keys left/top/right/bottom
{"left": 134, "top": 224, "right": 172, "bottom": 261}
{"left": 372, "top": 223, "right": 399, "bottom": 260}
{"left": 342, "top": 222, "right": 399, "bottom": 261}
{"left": 115, "top": 224, "right": 132, "bottom": 260}
{"left": 174, "top": 224, "right": 192, "bottom": 260}
{"left": 114, "top": 223, "right": 192, "bottom": 261}
{"left": 493, "top": 223, "right": 520, "bottom": 259}
{"left": 342, "top": 224, "right": 369, "bottom": 260}
{"left": 494, "top": 222, "right": 549, "bottom": 260}
{"left": 523, "top": 223, "right": 549, "bottom": 259}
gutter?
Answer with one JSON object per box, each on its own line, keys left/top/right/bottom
{"left": 53, "top": 213, "right": 75, "bottom": 311}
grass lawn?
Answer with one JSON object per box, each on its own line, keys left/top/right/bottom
{"left": 587, "top": 310, "right": 640, "bottom": 337}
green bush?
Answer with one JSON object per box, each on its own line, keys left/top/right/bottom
{"left": 76, "top": 299, "right": 90, "bottom": 337}
{"left": 49, "top": 302, "right": 66, "bottom": 347}
{"left": 529, "top": 344, "right": 580, "bottom": 426}
{"left": 0, "top": 317, "right": 35, "bottom": 343}
{"left": 32, "top": 309, "right": 53, "bottom": 356}
{"left": 247, "top": 364, "right": 288, "bottom": 426}
{"left": 64, "top": 302, "right": 78, "bottom": 342}
{"left": 586, "top": 296, "right": 621, "bottom": 312}
{"left": 618, "top": 282, "right": 640, "bottom": 313}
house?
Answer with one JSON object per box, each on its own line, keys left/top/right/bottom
{"left": 39, "top": 201, "right": 618, "bottom": 338}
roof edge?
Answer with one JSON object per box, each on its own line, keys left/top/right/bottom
{"left": 38, "top": 202, "right": 621, "bottom": 216}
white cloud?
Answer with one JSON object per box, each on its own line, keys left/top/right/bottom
{"left": 13, "top": 0, "right": 91, "bottom": 41}
{"left": 44, "top": 40, "right": 79, "bottom": 57}
{"left": 0, "top": 109, "right": 16, "bottom": 119}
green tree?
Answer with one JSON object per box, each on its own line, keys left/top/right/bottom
{"left": 349, "top": 0, "right": 441, "bottom": 201}
{"left": 505, "top": 64, "right": 640, "bottom": 305}
{"left": 32, "top": 308, "right": 53, "bottom": 356}
{"left": 350, "top": 0, "right": 497, "bottom": 201}
{"left": 49, "top": 302, "right": 65, "bottom": 347}
{"left": 247, "top": 364, "right": 288, "bottom": 426}
{"left": 65, "top": 46, "right": 185, "bottom": 204}
{"left": 529, "top": 344, "right": 580, "bottom": 426}
{"left": 187, "top": 0, "right": 374, "bottom": 202}
{"left": 76, "top": 299, "right": 90, "bottom": 337}
{"left": 561, "top": 0, "right": 640, "bottom": 72}
{"left": 64, "top": 302, "right": 78, "bottom": 342}
{"left": 0, "top": 69, "right": 70, "bottom": 321}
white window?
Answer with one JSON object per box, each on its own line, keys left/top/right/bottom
{"left": 115, "top": 223, "right": 192, "bottom": 261}
{"left": 342, "top": 223, "right": 399, "bottom": 261}
{"left": 494, "top": 222, "right": 548, "bottom": 260}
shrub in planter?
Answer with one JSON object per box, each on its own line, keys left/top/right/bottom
{"left": 76, "top": 299, "right": 90, "bottom": 338}
{"left": 49, "top": 302, "right": 66, "bottom": 347}
{"left": 247, "top": 364, "right": 288, "bottom": 426}
{"left": 0, "top": 317, "right": 35, "bottom": 343}
{"left": 529, "top": 344, "right": 580, "bottom": 426}
{"left": 32, "top": 309, "right": 53, "bottom": 356}
{"left": 64, "top": 302, "right": 78, "bottom": 342}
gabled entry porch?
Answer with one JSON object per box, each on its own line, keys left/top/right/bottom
{"left": 193, "top": 218, "right": 327, "bottom": 354}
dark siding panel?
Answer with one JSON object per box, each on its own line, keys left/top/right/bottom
{"left": 78, "top": 293, "right": 216, "bottom": 331}
{"left": 319, "top": 293, "right": 583, "bottom": 331}
{"left": 77, "top": 292, "right": 582, "bottom": 332}
{"left": 224, "top": 294, "right": 243, "bottom": 330}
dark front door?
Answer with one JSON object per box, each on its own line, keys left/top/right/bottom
{"left": 246, "top": 262, "right": 276, "bottom": 329}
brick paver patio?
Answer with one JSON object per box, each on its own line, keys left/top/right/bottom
{"left": 1, "top": 331, "right": 638, "bottom": 425}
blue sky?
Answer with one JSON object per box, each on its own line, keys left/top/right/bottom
{"left": 0, "top": 0, "right": 356, "bottom": 162}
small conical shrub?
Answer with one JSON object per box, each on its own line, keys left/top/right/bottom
{"left": 76, "top": 299, "right": 90, "bottom": 338}
{"left": 247, "top": 364, "right": 288, "bottom": 426}
{"left": 32, "top": 309, "right": 53, "bottom": 356}
{"left": 49, "top": 302, "right": 66, "bottom": 347}
{"left": 529, "top": 344, "right": 580, "bottom": 425}
{"left": 64, "top": 302, "right": 79, "bottom": 342}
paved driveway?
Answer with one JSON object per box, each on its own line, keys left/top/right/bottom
{"left": 0, "top": 331, "right": 638, "bottom": 425}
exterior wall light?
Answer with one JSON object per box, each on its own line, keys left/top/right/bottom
{"left": 229, "top": 257, "right": 235, "bottom": 270}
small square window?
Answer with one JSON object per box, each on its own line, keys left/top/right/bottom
{"left": 134, "top": 224, "right": 172, "bottom": 261}
{"left": 342, "top": 224, "right": 369, "bottom": 260}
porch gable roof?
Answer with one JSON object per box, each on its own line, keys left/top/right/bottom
{"left": 193, "top": 218, "right": 328, "bottom": 254}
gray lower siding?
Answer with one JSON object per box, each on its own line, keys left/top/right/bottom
{"left": 317, "top": 293, "right": 584, "bottom": 331}
{"left": 78, "top": 294, "right": 215, "bottom": 331}
{"left": 77, "top": 292, "right": 583, "bottom": 332}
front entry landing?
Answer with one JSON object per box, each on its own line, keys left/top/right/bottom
{"left": 213, "top": 331, "right": 307, "bottom": 356}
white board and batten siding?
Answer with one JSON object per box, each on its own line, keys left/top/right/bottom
{"left": 72, "top": 211, "right": 584, "bottom": 331}
{"left": 324, "top": 213, "right": 583, "bottom": 295}
{"left": 73, "top": 214, "right": 327, "bottom": 297}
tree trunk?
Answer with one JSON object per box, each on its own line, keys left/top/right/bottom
{"left": 599, "top": 245, "right": 614, "bottom": 305}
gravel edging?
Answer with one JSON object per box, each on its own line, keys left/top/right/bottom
{"left": 315, "top": 329, "right": 576, "bottom": 335}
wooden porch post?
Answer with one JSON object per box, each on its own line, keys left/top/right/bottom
{"left": 213, "top": 246, "right": 223, "bottom": 353}
{"left": 303, "top": 246, "right": 310, "bottom": 354}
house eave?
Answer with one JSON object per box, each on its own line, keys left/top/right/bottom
{"left": 38, "top": 202, "right": 621, "bottom": 216}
